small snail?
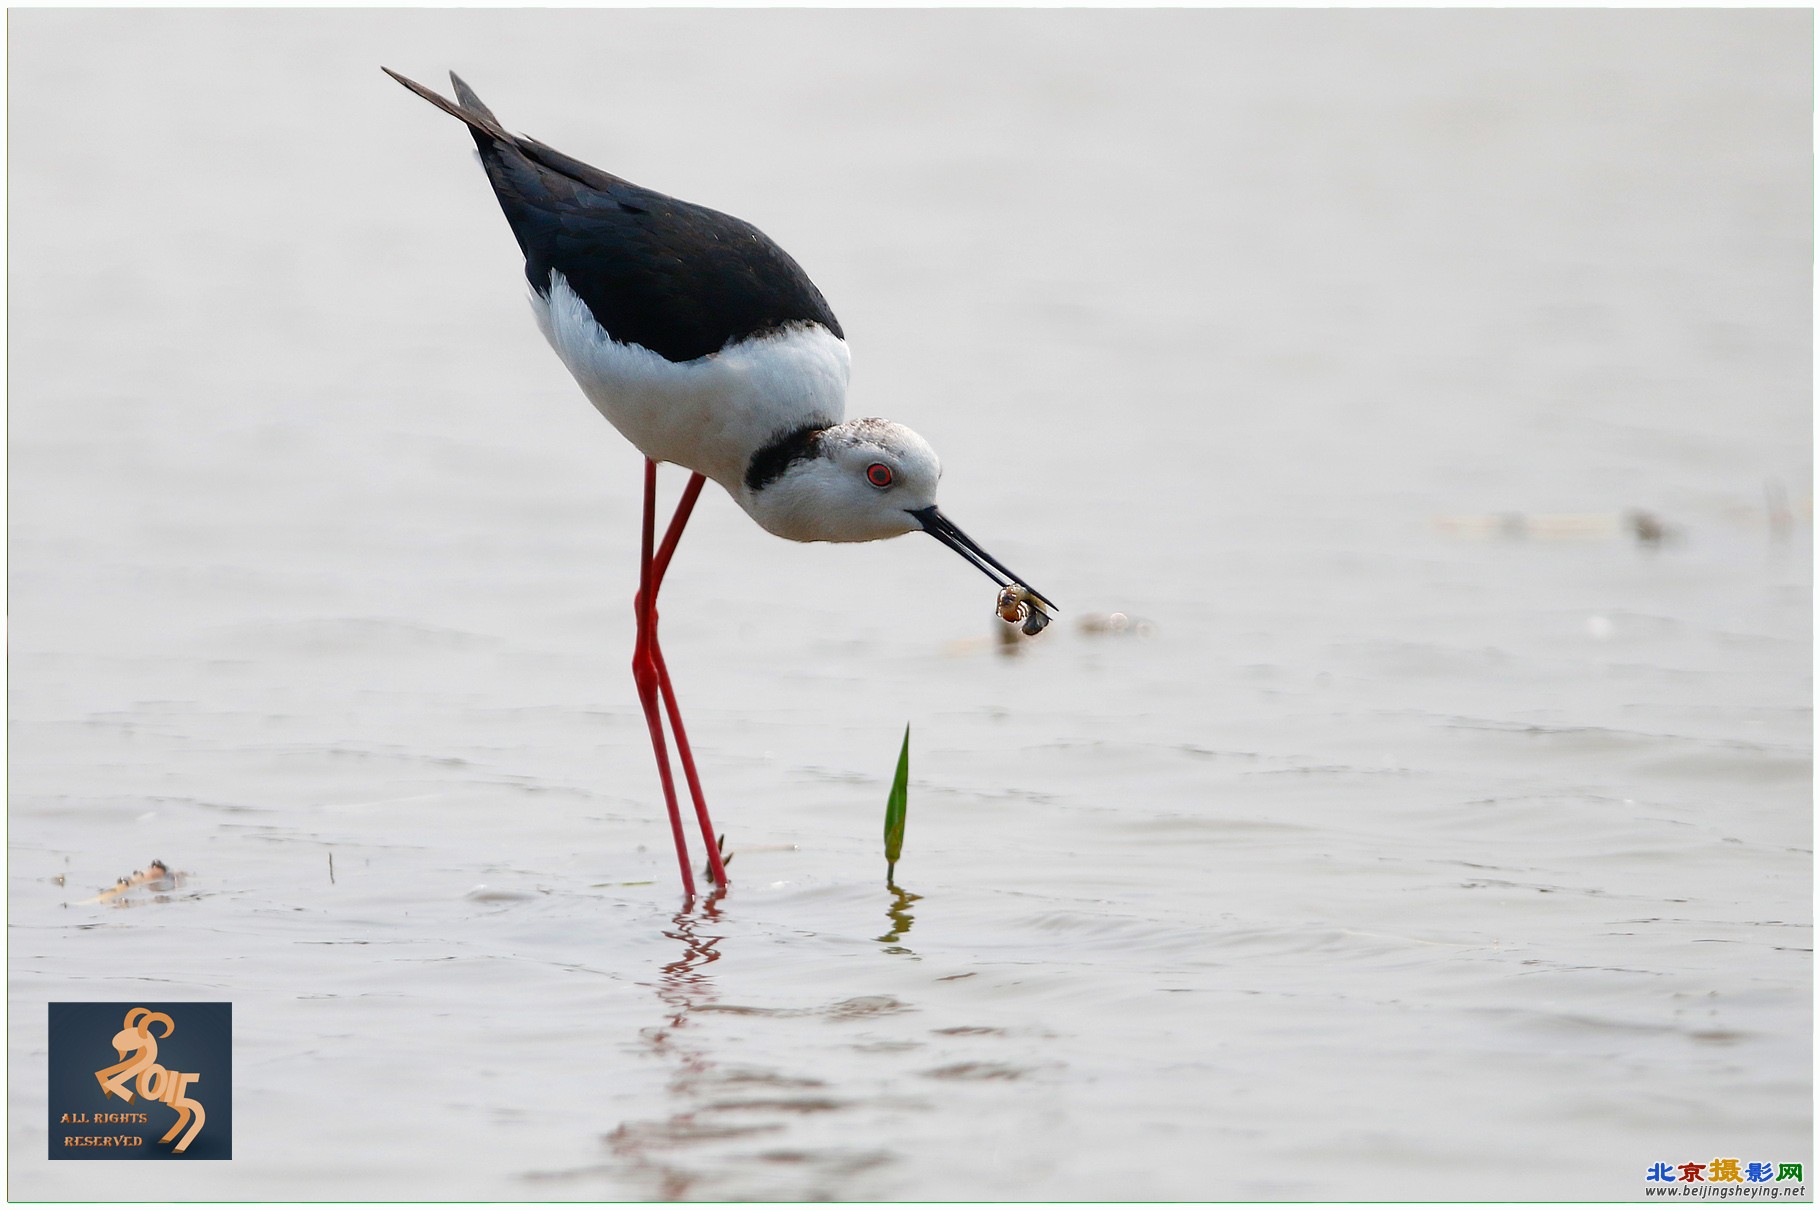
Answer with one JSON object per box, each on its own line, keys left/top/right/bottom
{"left": 995, "top": 585, "right": 1053, "bottom": 637}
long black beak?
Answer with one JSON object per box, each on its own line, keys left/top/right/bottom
{"left": 908, "top": 506, "right": 1056, "bottom": 615}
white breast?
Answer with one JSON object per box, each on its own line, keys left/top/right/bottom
{"left": 530, "top": 273, "right": 851, "bottom": 491}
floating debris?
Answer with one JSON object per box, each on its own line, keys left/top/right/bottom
{"left": 1625, "top": 510, "right": 1680, "bottom": 545}
{"left": 83, "top": 860, "right": 182, "bottom": 905}
{"left": 1763, "top": 480, "right": 1801, "bottom": 540}
{"left": 1433, "top": 511, "right": 1680, "bottom": 546}
{"left": 1077, "top": 611, "right": 1155, "bottom": 638}
{"left": 463, "top": 884, "right": 546, "bottom": 903}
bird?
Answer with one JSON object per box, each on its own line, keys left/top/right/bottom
{"left": 384, "top": 69, "right": 1055, "bottom": 898}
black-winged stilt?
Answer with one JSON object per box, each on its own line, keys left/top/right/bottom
{"left": 385, "top": 69, "right": 1055, "bottom": 896}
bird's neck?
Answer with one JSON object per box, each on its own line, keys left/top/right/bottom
{"left": 735, "top": 435, "right": 842, "bottom": 541}
{"left": 743, "top": 422, "right": 832, "bottom": 494}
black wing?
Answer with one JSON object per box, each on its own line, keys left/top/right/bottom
{"left": 385, "top": 69, "right": 843, "bottom": 363}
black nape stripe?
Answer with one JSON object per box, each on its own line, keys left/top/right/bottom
{"left": 745, "top": 423, "right": 832, "bottom": 493}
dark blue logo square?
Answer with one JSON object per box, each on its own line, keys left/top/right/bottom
{"left": 47, "top": 1002, "right": 232, "bottom": 1160}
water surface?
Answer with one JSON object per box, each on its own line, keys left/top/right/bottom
{"left": 8, "top": 9, "right": 1811, "bottom": 1200}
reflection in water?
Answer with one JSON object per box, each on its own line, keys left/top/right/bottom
{"left": 604, "top": 896, "right": 899, "bottom": 1200}
{"left": 656, "top": 894, "right": 725, "bottom": 1035}
{"left": 877, "top": 881, "right": 923, "bottom": 954}
{"left": 605, "top": 894, "right": 729, "bottom": 1200}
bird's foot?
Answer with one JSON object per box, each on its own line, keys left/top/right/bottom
{"left": 704, "top": 833, "right": 732, "bottom": 884}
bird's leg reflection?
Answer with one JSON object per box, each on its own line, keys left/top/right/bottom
{"left": 877, "top": 880, "right": 923, "bottom": 952}
{"left": 650, "top": 891, "right": 725, "bottom": 1046}
{"left": 610, "top": 896, "right": 906, "bottom": 1198}
{"left": 609, "top": 894, "right": 727, "bottom": 1199}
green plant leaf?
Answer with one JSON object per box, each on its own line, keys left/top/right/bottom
{"left": 884, "top": 723, "right": 911, "bottom": 879}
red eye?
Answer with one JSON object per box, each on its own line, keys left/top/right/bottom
{"left": 866, "top": 463, "right": 893, "bottom": 488}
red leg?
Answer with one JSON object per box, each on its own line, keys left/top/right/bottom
{"left": 634, "top": 459, "right": 696, "bottom": 898}
{"left": 647, "top": 473, "right": 728, "bottom": 889}
{"left": 651, "top": 473, "right": 705, "bottom": 592}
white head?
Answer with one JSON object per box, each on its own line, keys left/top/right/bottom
{"left": 739, "top": 418, "right": 941, "bottom": 543}
{"left": 736, "top": 416, "right": 1057, "bottom": 621}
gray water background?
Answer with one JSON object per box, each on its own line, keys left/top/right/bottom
{"left": 8, "top": 8, "right": 1811, "bottom": 1201}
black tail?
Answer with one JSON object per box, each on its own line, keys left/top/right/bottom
{"left": 448, "top": 72, "right": 506, "bottom": 130}
{"left": 386, "top": 67, "right": 641, "bottom": 203}
{"left": 382, "top": 67, "right": 511, "bottom": 153}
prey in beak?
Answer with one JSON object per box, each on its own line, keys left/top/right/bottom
{"left": 907, "top": 506, "right": 1056, "bottom": 635}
